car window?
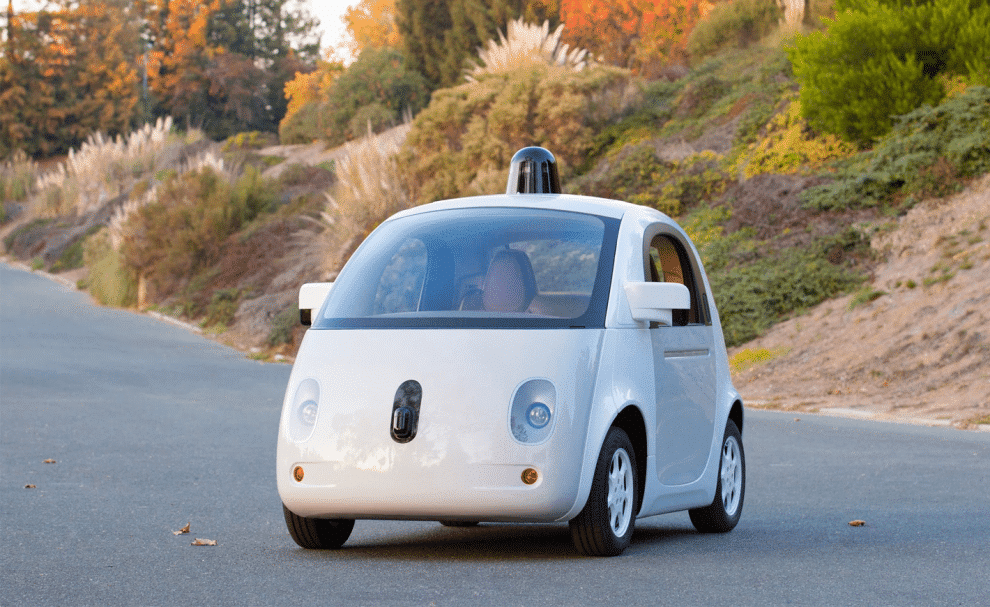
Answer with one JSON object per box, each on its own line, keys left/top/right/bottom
{"left": 373, "top": 238, "right": 427, "bottom": 314}
{"left": 314, "top": 208, "right": 619, "bottom": 329}
{"left": 648, "top": 234, "right": 705, "bottom": 326}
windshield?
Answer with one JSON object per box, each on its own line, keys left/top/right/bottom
{"left": 314, "top": 207, "right": 619, "bottom": 329}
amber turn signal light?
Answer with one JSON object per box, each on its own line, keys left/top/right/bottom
{"left": 521, "top": 468, "right": 538, "bottom": 485}
{"left": 293, "top": 466, "right": 304, "bottom": 482}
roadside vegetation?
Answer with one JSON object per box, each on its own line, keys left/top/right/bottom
{"left": 3, "top": 0, "right": 989, "bottom": 361}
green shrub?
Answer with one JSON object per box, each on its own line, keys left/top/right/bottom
{"left": 707, "top": 234, "right": 865, "bottom": 347}
{"left": 83, "top": 229, "right": 137, "bottom": 307}
{"left": 278, "top": 102, "right": 321, "bottom": 145}
{"left": 266, "top": 306, "right": 298, "bottom": 347}
{"left": 801, "top": 86, "right": 990, "bottom": 209}
{"left": 202, "top": 288, "right": 241, "bottom": 328}
{"left": 788, "top": 0, "right": 990, "bottom": 146}
{"left": 317, "top": 48, "right": 429, "bottom": 147}
{"left": 687, "top": 0, "right": 782, "bottom": 59}
{"left": 117, "top": 166, "right": 276, "bottom": 300}
{"left": 401, "top": 62, "right": 632, "bottom": 203}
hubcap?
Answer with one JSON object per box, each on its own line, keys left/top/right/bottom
{"left": 607, "top": 448, "right": 634, "bottom": 537}
{"left": 720, "top": 436, "right": 742, "bottom": 516}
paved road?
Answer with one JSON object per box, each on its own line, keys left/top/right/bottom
{"left": 2, "top": 262, "right": 989, "bottom": 606}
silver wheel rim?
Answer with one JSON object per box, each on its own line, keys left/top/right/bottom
{"left": 607, "top": 448, "right": 634, "bottom": 537}
{"left": 720, "top": 436, "right": 742, "bottom": 516}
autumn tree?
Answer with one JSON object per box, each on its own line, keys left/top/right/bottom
{"left": 145, "top": 0, "right": 319, "bottom": 140}
{"left": 560, "top": 0, "right": 712, "bottom": 77}
{"left": 345, "top": 0, "right": 402, "bottom": 56}
{"left": 1, "top": 1, "right": 143, "bottom": 157}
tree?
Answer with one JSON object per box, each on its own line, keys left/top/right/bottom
{"left": 146, "top": 0, "right": 319, "bottom": 140}
{"left": 345, "top": 0, "right": 402, "bottom": 56}
{"left": 560, "top": 0, "right": 712, "bottom": 77}
{"left": 395, "top": 0, "right": 556, "bottom": 91}
{"left": 1, "top": 1, "right": 143, "bottom": 157}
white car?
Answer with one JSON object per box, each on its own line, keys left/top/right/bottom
{"left": 277, "top": 147, "right": 745, "bottom": 556}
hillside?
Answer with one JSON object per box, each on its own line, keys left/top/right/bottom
{"left": 732, "top": 175, "right": 990, "bottom": 428}
{"left": 3, "top": 26, "right": 989, "bottom": 428}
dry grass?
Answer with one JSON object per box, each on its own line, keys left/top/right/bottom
{"left": 107, "top": 150, "right": 231, "bottom": 252}
{"left": 466, "top": 18, "right": 591, "bottom": 82}
{"left": 317, "top": 124, "right": 413, "bottom": 277}
{"left": 32, "top": 117, "right": 201, "bottom": 217}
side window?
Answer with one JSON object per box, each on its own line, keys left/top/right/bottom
{"left": 648, "top": 235, "right": 706, "bottom": 326}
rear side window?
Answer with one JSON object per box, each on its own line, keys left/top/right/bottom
{"left": 648, "top": 234, "right": 709, "bottom": 326}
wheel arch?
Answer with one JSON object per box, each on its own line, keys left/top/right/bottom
{"left": 729, "top": 399, "right": 744, "bottom": 434}
{"left": 612, "top": 405, "right": 648, "bottom": 515}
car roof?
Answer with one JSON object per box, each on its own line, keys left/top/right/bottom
{"left": 386, "top": 193, "right": 673, "bottom": 225}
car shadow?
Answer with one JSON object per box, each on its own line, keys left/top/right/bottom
{"left": 279, "top": 520, "right": 702, "bottom": 562}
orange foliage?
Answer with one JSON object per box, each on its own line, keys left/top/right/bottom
{"left": 283, "top": 56, "right": 345, "bottom": 123}
{"left": 146, "top": 0, "right": 225, "bottom": 112}
{"left": 560, "top": 0, "right": 713, "bottom": 76}
{"left": 344, "top": 0, "right": 401, "bottom": 56}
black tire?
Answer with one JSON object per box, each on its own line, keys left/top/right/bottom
{"left": 283, "top": 503, "right": 354, "bottom": 549}
{"left": 439, "top": 520, "right": 480, "bottom": 527}
{"left": 570, "top": 427, "right": 638, "bottom": 557}
{"left": 689, "top": 419, "right": 745, "bottom": 533}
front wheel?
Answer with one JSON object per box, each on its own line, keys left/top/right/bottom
{"left": 283, "top": 504, "right": 354, "bottom": 549}
{"left": 689, "top": 419, "right": 745, "bottom": 533}
{"left": 570, "top": 427, "right": 638, "bottom": 556}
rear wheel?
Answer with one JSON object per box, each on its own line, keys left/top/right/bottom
{"left": 283, "top": 504, "right": 354, "bottom": 549}
{"left": 570, "top": 427, "right": 638, "bottom": 556}
{"left": 689, "top": 419, "right": 745, "bottom": 533}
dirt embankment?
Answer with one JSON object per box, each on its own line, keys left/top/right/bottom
{"left": 731, "top": 175, "right": 990, "bottom": 428}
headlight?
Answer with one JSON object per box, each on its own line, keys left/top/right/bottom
{"left": 509, "top": 379, "right": 556, "bottom": 444}
{"left": 287, "top": 378, "right": 320, "bottom": 443}
{"left": 527, "top": 402, "right": 551, "bottom": 429}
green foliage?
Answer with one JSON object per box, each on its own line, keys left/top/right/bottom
{"left": 573, "top": 144, "right": 728, "bottom": 216}
{"left": 788, "top": 0, "right": 990, "bottom": 146}
{"left": 801, "top": 86, "right": 990, "bottom": 209}
{"left": 51, "top": 225, "right": 103, "bottom": 273}
{"left": 222, "top": 131, "right": 277, "bottom": 152}
{"left": 687, "top": 0, "right": 782, "bottom": 59}
{"left": 314, "top": 48, "right": 429, "bottom": 147}
{"left": 83, "top": 229, "right": 137, "bottom": 308}
{"left": 401, "top": 62, "right": 632, "bottom": 203}
{"left": 278, "top": 102, "right": 322, "bottom": 145}
{"left": 202, "top": 288, "right": 242, "bottom": 328}
{"left": 266, "top": 306, "right": 299, "bottom": 347}
{"left": 117, "top": 166, "right": 276, "bottom": 299}
{"left": 709, "top": 239, "right": 864, "bottom": 346}
{"left": 848, "top": 286, "right": 886, "bottom": 309}
{"left": 735, "top": 96, "right": 857, "bottom": 177}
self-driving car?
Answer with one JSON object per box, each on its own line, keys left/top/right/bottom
{"left": 277, "top": 147, "right": 745, "bottom": 556}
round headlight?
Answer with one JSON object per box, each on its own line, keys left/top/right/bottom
{"left": 298, "top": 400, "right": 318, "bottom": 426}
{"left": 526, "top": 402, "right": 551, "bottom": 429}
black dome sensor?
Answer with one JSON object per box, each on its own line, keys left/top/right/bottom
{"left": 506, "top": 147, "right": 561, "bottom": 195}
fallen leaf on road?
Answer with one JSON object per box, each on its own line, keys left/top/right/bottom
{"left": 43, "top": 459, "right": 56, "bottom": 464}
{"left": 191, "top": 538, "right": 217, "bottom": 546}
{"left": 849, "top": 520, "right": 866, "bottom": 527}
{"left": 173, "top": 522, "right": 191, "bottom": 535}
{"left": 24, "top": 484, "right": 36, "bottom": 489}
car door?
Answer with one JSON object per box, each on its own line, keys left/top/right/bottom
{"left": 647, "top": 233, "right": 717, "bottom": 486}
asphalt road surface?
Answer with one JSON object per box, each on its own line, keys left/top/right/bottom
{"left": 2, "top": 262, "right": 989, "bottom": 606}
